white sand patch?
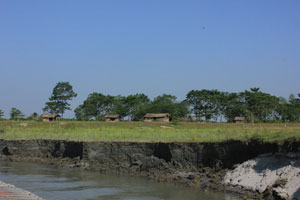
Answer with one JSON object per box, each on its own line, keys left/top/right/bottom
{"left": 223, "top": 153, "right": 300, "bottom": 199}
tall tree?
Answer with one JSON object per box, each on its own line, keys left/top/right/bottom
{"left": 74, "top": 105, "right": 89, "bottom": 121}
{"left": 147, "top": 94, "right": 190, "bottom": 119}
{"left": 80, "top": 92, "right": 106, "bottom": 120}
{"left": 0, "top": 109, "right": 4, "bottom": 119}
{"left": 186, "top": 89, "right": 221, "bottom": 121}
{"left": 10, "top": 108, "right": 24, "bottom": 120}
{"left": 75, "top": 92, "right": 117, "bottom": 120}
{"left": 112, "top": 95, "right": 129, "bottom": 118}
{"left": 222, "top": 92, "right": 247, "bottom": 122}
{"left": 43, "top": 82, "right": 77, "bottom": 117}
{"left": 240, "top": 88, "right": 279, "bottom": 122}
{"left": 214, "top": 91, "right": 228, "bottom": 122}
{"left": 277, "top": 94, "right": 300, "bottom": 122}
{"left": 124, "top": 93, "right": 150, "bottom": 120}
{"left": 27, "top": 112, "right": 39, "bottom": 120}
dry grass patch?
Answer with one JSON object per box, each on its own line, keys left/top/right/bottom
{"left": 0, "top": 121, "right": 299, "bottom": 142}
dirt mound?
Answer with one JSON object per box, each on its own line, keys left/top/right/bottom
{"left": 224, "top": 153, "right": 300, "bottom": 199}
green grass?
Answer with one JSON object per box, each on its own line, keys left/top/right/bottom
{"left": 0, "top": 120, "right": 300, "bottom": 142}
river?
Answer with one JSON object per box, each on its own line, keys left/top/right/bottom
{"left": 0, "top": 161, "right": 239, "bottom": 200}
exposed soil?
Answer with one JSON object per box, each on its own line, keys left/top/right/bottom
{"left": 1, "top": 139, "right": 300, "bottom": 199}
{"left": 224, "top": 152, "right": 300, "bottom": 199}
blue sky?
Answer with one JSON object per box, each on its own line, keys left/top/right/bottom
{"left": 0, "top": 0, "right": 299, "bottom": 118}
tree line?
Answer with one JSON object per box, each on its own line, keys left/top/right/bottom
{"left": 0, "top": 82, "right": 299, "bottom": 122}
{"left": 74, "top": 93, "right": 189, "bottom": 121}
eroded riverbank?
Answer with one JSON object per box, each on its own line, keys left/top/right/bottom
{"left": 1, "top": 139, "right": 300, "bottom": 199}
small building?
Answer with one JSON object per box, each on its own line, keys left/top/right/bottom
{"left": 40, "top": 114, "right": 60, "bottom": 122}
{"left": 105, "top": 114, "right": 121, "bottom": 122}
{"left": 144, "top": 113, "right": 171, "bottom": 122}
{"left": 234, "top": 117, "right": 246, "bottom": 123}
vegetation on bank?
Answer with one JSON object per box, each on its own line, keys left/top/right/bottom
{"left": 0, "top": 121, "right": 299, "bottom": 142}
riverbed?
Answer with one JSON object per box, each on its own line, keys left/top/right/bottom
{"left": 0, "top": 161, "right": 239, "bottom": 200}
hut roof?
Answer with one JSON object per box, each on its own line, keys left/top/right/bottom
{"left": 234, "top": 116, "right": 245, "bottom": 121}
{"left": 105, "top": 114, "right": 120, "bottom": 118}
{"left": 144, "top": 113, "right": 170, "bottom": 118}
{"left": 40, "top": 114, "right": 60, "bottom": 118}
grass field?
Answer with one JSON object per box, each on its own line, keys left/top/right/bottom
{"left": 0, "top": 121, "right": 300, "bottom": 142}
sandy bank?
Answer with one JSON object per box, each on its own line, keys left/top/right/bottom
{"left": 224, "top": 153, "right": 300, "bottom": 199}
{"left": 0, "top": 180, "right": 43, "bottom": 200}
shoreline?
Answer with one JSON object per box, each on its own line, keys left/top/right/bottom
{"left": 0, "top": 180, "right": 43, "bottom": 200}
{"left": 1, "top": 139, "right": 300, "bottom": 199}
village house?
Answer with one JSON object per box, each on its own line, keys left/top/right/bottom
{"left": 234, "top": 116, "right": 246, "bottom": 123}
{"left": 105, "top": 114, "right": 121, "bottom": 122}
{"left": 144, "top": 113, "right": 171, "bottom": 122}
{"left": 40, "top": 114, "right": 60, "bottom": 122}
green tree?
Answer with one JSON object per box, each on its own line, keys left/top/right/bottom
{"left": 147, "top": 94, "right": 190, "bottom": 120}
{"left": 240, "top": 88, "right": 279, "bottom": 122}
{"left": 0, "top": 109, "right": 4, "bottom": 119}
{"left": 43, "top": 82, "right": 77, "bottom": 117}
{"left": 152, "top": 94, "right": 177, "bottom": 104}
{"left": 27, "top": 112, "right": 39, "bottom": 120}
{"left": 74, "top": 105, "right": 89, "bottom": 121}
{"left": 75, "top": 93, "right": 151, "bottom": 121}
{"left": 112, "top": 95, "right": 129, "bottom": 118}
{"left": 104, "top": 95, "right": 116, "bottom": 114}
{"left": 10, "top": 108, "right": 24, "bottom": 120}
{"left": 80, "top": 92, "right": 106, "bottom": 120}
{"left": 173, "top": 101, "right": 190, "bottom": 119}
{"left": 214, "top": 91, "right": 228, "bottom": 122}
{"left": 222, "top": 92, "right": 247, "bottom": 122}
{"left": 186, "top": 89, "right": 222, "bottom": 121}
{"left": 124, "top": 93, "right": 150, "bottom": 120}
{"left": 277, "top": 94, "right": 300, "bottom": 122}
{"left": 75, "top": 92, "right": 117, "bottom": 120}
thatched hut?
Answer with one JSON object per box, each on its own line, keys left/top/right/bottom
{"left": 105, "top": 114, "right": 121, "bottom": 122}
{"left": 40, "top": 114, "right": 60, "bottom": 122}
{"left": 144, "top": 113, "right": 170, "bottom": 122}
{"left": 234, "top": 116, "right": 246, "bottom": 123}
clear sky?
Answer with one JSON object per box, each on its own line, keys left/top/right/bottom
{"left": 0, "top": 0, "right": 299, "bottom": 118}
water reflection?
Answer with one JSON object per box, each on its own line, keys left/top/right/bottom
{"left": 0, "top": 162, "right": 239, "bottom": 200}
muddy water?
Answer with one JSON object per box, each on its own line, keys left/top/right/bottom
{"left": 0, "top": 162, "right": 239, "bottom": 200}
